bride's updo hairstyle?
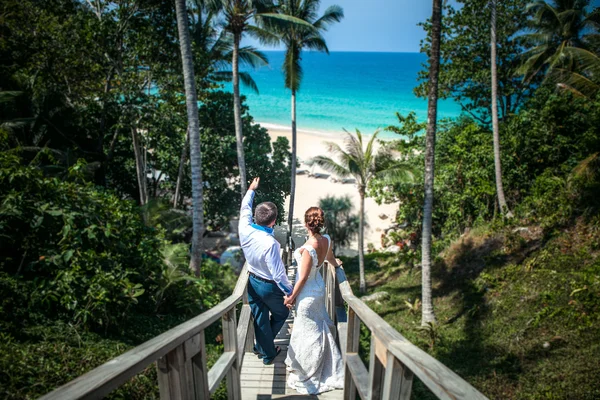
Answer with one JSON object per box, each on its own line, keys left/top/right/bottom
{"left": 305, "top": 207, "right": 325, "bottom": 235}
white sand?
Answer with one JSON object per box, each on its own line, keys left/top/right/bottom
{"left": 266, "top": 126, "right": 399, "bottom": 256}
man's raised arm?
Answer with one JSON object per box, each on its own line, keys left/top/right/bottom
{"left": 239, "top": 177, "right": 260, "bottom": 233}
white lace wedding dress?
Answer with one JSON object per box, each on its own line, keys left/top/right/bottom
{"left": 285, "top": 235, "right": 344, "bottom": 394}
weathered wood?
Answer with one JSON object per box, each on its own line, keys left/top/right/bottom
{"left": 191, "top": 331, "right": 209, "bottom": 400}
{"left": 237, "top": 304, "right": 253, "bottom": 360}
{"left": 335, "top": 266, "right": 488, "bottom": 400}
{"left": 369, "top": 334, "right": 385, "bottom": 400}
{"left": 381, "top": 353, "right": 413, "bottom": 400}
{"left": 336, "top": 306, "right": 348, "bottom": 360}
{"left": 343, "top": 308, "right": 360, "bottom": 400}
{"left": 156, "top": 344, "right": 194, "bottom": 400}
{"left": 346, "top": 354, "right": 370, "bottom": 400}
{"left": 224, "top": 307, "right": 241, "bottom": 400}
{"left": 207, "top": 352, "right": 236, "bottom": 394}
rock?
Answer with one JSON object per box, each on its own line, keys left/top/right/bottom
{"left": 383, "top": 245, "right": 401, "bottom": 253}
{"left": 543, "top": 341, "right": 551, "bottom": 349}
{"left": 361, "top": 291, "right": 390, "bottom": 302}
{"left": 379, "top": 213, "right": 388, "bottom": 220}
{"left": 513, "top": 227, "right": 531, "bottom": 234}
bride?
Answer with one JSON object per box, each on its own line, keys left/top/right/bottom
{"left": 284, "top": 206, "right": 345, "bottom": 394}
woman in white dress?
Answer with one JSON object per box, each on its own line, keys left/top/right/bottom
{"left": 284, "top": 207, "right": 345, "bottom": 394}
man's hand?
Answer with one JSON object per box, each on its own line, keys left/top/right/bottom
{"left": 284, "top": 295, "right": 295, "bottom": 309}
{"left": 249, "top": 177, "right": 260, "bottom": 191}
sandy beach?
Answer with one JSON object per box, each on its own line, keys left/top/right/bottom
{"left": 266, "top": 125, "right": 399, "bottom": 256}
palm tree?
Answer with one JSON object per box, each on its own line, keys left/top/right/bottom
{"left": 173, "top": 5, "right": 268, "bottom": 208}
{"left": 519, "top": 0, "right": 599, "bottom": 82}
{"left": 265, "top": 0, "right": 343, "bottom": 264}
{"left": 311, "top": 129, "right": 412, "bottom": 294}
{"left": 319, "top": 195, "right": 359, "bottom": 254}
{"left": 490, "top": 0, "right": 512, "bottom": 218}
{"left": 421, "top": 0, "right": 443, "bottom": 325}
{"left": 550, "top": 46, "right": 600, "bottom": 98}
{"left": 175, "top": 0, "right": 204, "bottom": 275}
{"left": 206, "top": 0, "right": 282, "bottom": 197}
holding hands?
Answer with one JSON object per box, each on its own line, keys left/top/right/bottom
{"left": 284, "top": 295, "right": 295, "bottom": 309}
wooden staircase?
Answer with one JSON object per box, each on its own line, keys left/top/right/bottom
{"left": 38, "top": 254, "right": 488, "bottom": 400}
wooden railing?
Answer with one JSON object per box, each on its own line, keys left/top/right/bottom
{"left": 321, "top": 261, "right": 489, "bottom": 400}
{"left": 39, "top": 264, "right": 255, "bottom": 400}
{"left": 39, "top": 257, "right": 489, "bottom": 400}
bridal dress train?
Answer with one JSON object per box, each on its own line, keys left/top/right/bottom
{"left": 285, "top": 235, "right": 344, "bottom": 394}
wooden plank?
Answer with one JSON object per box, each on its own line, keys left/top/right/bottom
{"left": 382, "top": 353, "right": 413, "bottom": 400}
{"left": 336, "top": 305, "right": 348, "bottom": 361}
{"left": 38, "top": 267, "right": 250, "bottom": 400}
{"left": 155, "top": 344, "right": 194, "bottom": 400}
{"left": 369, "top": 334, "right": 384, "bottom": 400}
{"left": 191, "top": 331, "right": 209, "bottom": 400}
{"left": 346, "top": 354, "right": 370, "bottom": 400}
{"left": 343, "top": 309, "right": 360, "bottom": 400}
{"left": 224, "top": 307, "right": 241, "bottom": 400}
{"left": 237, "top": 305, "right": 252, "bottom": 362}
{"left": 334, "top": 267, "right": 489, "bottom": 400}
{"left": 207, "top": 352, "right": 236, "bottom": 394}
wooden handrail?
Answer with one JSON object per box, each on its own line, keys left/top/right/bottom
{"left": 324, "top": 262, "right": 489, "bottom": 400}
{"left": 38, "top": 264, "right": 254, "bottom": 400}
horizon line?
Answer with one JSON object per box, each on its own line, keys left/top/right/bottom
{"left": 255, "top": 49, "right": 423, "bottom": 54}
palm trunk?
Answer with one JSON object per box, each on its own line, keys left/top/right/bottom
{"left": 175, "top": 0, "right": 204, "bottom": 276}
{"left": 490, "top": 0, "right": 513, "bottom": 218}
{"left": 358, "top": 189, "right": 366, "bottom": 294}
{"left": 287, "top": 89, "right": 297, "bottom": 266}
{"left": 173, "top": 127, "right": 190, "bottom": 208}
{"left": 131, "top": 126, "right": 147, "bottom": 206}
{"left": 421, "top": 0, "right": 442, "bottom": 326}
{"left": 232, "top": 32, "right": 248, "bottom": 196}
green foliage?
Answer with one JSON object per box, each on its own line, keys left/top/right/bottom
{"left": 416, "top": 0, "right": 532, "bottom": 123}
{"left": 318, "top": 195, "right": 359, "bottom": 253}
{"left": 191, "top": 90, "right": 291, "bottom": 228}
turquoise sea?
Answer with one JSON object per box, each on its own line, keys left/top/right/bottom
{"left": 229, "top": 51, "right": 462, "bottom": 138}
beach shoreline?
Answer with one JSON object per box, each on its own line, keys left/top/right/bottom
{"left": 266, "top": 126, "right": 400, "bottom": 256}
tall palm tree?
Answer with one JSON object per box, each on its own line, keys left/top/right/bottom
{"left": 311, "top": 130, "right": 412, "bottom": 294}
{"left": 421, "top": 0, "right": 442, "bottom": 325}
{"left": 266, "top": 0, "right": 343, "bottom": 264}
{"left": 490, "top": 0, "right": 512, "bottom": 218}
{"left": 173, "top": 5, "right": 268, "bottom": 208}
{"left": 519, "top": 0, "right": 598, "bottom": 82}
{"left": 175, "top": 0, "right": 204, "bottom": 275}
{"left": 206, "top": 0, "right": 280, "bottom": 197}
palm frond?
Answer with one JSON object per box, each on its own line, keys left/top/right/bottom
{"left": 236, "top": 46, "right": 269, "bottom": 69}
{"left": 246, "top": 24, "right": 281, "bottom": 46}
{"left": 302, "top": 36, "right": 329, "bottom": 53}
{"left": 309, "top": 155, "right": 352, "bottom": 178}
{"left": 283, "top": 42, "right": 302, "bottom": 91}
{"left": 313, "top": 5, "right": 344, "bottom": 30}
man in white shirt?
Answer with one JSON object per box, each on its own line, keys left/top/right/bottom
{"left": 239, "top": 177, "right": 293, "bottom": 365}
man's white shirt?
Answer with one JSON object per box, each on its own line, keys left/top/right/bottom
{"left": 239, "top": 190, "right": 293, "bottom": 295}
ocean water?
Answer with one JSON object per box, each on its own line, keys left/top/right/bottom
{"left": 228, "top": 51, "right": 462, "bottom": 138}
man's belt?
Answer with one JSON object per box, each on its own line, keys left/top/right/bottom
{"left": 248, "top": 272, "right": 276, "bottom": 284}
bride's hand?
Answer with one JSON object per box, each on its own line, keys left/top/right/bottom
{"left": 284, "top": 295, "right": 295, "bottom": 308}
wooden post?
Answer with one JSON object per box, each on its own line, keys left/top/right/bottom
{"left": 369, "top": 334, "right": 385, "bottom": 400}
{"left": 223, "top": 307, "right": 241, "bottom": 400}
{"left": 156, "top": 344, "right": 194, "bottom": 400}
{"left": 242, "top": 287, "right": 255, "bottom": 353}
{"left": 382, "top": 352, "right": 413, "bottom": 400}
{"left": 344, "top": 308, "right": 360, "bottom": 400}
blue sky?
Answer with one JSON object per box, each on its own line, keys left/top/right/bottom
{"left": 244, "top": 0, "right": 600, "bottom": 53}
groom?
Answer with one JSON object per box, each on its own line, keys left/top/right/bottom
{"left": 239, "top": 177, "right": 293, "bottom": 365}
